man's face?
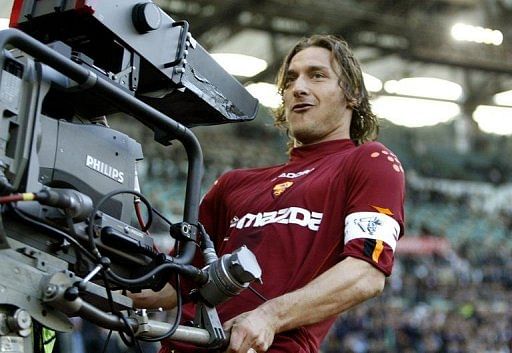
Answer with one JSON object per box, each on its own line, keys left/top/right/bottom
{"left": 283, "top": 46, "right": 352, "bottom": 146}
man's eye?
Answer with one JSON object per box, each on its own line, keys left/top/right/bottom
{"left": 312, "top": 72, "right": 325, "bottom": 79}
{"left": 284, "top": 76, "right": 296, "bottom": 87}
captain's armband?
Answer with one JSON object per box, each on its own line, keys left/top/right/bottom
{"left": 344, "top": 212, "right": 400, "bottom": 251}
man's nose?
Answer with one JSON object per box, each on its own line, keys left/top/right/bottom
{"left": 292, "top": 76, "right": 309, "bottom": 97}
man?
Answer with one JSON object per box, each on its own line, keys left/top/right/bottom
{"left": 133, "top": 34, "right": 405, "bottom": 353}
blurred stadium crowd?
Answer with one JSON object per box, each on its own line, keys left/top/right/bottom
{"left": 321, "top": 235, "right": 512, "bottom": 353}
{"left": 101, "top": 115, "right": 512, "bottom": 353}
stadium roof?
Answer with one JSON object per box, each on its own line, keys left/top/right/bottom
{"left": 2, "top": 0, "right": 512, "bottom": 136}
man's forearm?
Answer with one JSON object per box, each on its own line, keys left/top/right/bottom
{"left": 260, "top": 256, "right": 385, "bottom": 333}
{"left": 128, "top": 282, "right": 178, "bottom": 310}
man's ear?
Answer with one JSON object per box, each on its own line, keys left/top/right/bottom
{"left": 346, "top": 97, "right": 358, "bottom": 109}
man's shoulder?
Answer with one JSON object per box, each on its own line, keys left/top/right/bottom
{"left": 218, "top": 164, "right": 285, "bottom": 183}
{"left": 355, "top": 141, "right": 390, "bottom": 153}
{"left": 352, "top": 141, "right": 400, "bottom": 160}
{"left": 351, "top": 141, "right": 404, "bottom": 175}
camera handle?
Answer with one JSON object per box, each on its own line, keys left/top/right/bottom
{"left": 164, "top": 20, "right": 190, "bottom": 69}
{"left": 0, "top": 243, "right": 227, "bottom": 353}
{"left": 40, "top": 276, "right": 225, "bottom": 346}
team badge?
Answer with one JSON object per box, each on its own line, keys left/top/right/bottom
{"left": 354, "top": 216, "right": 382, "bottom": 235}
{"left": 272, "top": 181, "right": 293, "bottom": 198}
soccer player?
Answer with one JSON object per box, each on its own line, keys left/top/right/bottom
{"left": 133, "top": 34, "right": 405, "bottom": 353}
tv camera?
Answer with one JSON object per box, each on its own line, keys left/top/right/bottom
{"left": 0, "top": 0, "right": 262, "bottom": 352}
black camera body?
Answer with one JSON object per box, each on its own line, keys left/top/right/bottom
{"left": 0, "top": 0, "right": 262, "bottom": 349}
{"left": 0, "top": 0, "right": 258, "bottom": 267}
{"left": 1, "top": 54, "right": 143, "bottom": 222}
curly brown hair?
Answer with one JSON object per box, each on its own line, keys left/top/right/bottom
{"left": 274, "top": 34, "right": 379, "bottom": 146}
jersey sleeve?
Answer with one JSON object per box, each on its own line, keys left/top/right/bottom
{"left": 341, "top": 142, "right": 405, "bottom": 276}
{"left": 199, "top": 172, "right": 233, "bottom": 250}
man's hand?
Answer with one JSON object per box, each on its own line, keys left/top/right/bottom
{"left": 221, "top": 257, "right": 385, "bottom": 353}
{"left": 223, "top": 306, "right": 278, "bottom": 353}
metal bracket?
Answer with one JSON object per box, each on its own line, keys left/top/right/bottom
{"left": 18, "top": 247, "right": 47, "bottom": 271}
{"left": 169, "top": 222, "right": 197, "bottom": 242}
{"left": 193, "top": 302, "right": 226, "bottom": 348}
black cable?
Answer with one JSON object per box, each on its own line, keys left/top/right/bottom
{"left": 9, "top": 203, "right": 141, "bottom": 350}
{"left": 8, "top": 192, "right": 184, "bottom": 348}
{"left": 152, "top": 207, "right": 203, "bottom": 256}
{"left": 98, "top": 260, "right": 144, "bottom": 352}
{"left": 137, "top": 272, "right": 183, "bottom": 342}
{"left": 12, "top": 192, "right": 191, "bottom": 345}
{"left": 97, "top": 256, "right": 132, "bottom": 350}
{"left": 117, "top": 313, "right": 136, "bottom": 347}
{"left": 86, "top": 194, "right": 206, "bottom": 289}
{"left": 11, "top": 205, "right": 97, "bottom": 262}
{"left": 151, "top": 207, "right": 174, "bottom": 227}
{"left": 33, "top": 321, "right": 44, "bottom": 353}
{"left": 101, "top": 270, "right": 116, "bottom": 313}
{"left": 87, "top": 189, "right": 153, "bottom": 258}
{"left": 248, "top": 285, "right": 268, "bottom": 302}
{"left": 101, "top": 330, "right": 114, "bottom": 353}
{"left": 114, "top": 309, "right": 146, "bottom": 353}
{"left": 106, "top": 261, "right": 206, "bottom": 288}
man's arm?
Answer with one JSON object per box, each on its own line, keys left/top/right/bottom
{"left": 223, "top": 256, "right": 385, "bottom": 353}
{"left": 128, "top": 282, "right": 178, "bottom": 310}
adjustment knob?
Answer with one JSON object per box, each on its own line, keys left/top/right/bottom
{"left": 132, "top": 2, "right": 162, "bottom": 33}
{"left": 7, "top": 309, "right": 32, "bottom": 337}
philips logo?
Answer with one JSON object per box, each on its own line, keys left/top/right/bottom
{"left": 230, "top": 207, "right": 323, "bottom": 231}
{"left": 86, "top": 155, "right": 124, "bottom": 184}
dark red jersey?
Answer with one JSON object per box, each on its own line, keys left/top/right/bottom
{"left": 162, "top": 139, "right": 405, "bottom": 353}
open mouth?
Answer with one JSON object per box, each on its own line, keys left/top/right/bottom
{"left": 292, "top": 103, "right": 314, "bottom": 112}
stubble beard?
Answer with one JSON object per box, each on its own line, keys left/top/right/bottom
{"left": 289, "top": 116, "right": 323, "bottom": 145}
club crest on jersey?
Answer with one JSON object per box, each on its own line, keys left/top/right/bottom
{"left": 272, "top": 181, "right": 293, "bottom": 198}
{"left": 355, "top": 216, "right": 382, "bottom": 235}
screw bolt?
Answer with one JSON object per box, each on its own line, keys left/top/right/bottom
{"left": 44, "top": 284, "right": 58, "bottom": 298}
